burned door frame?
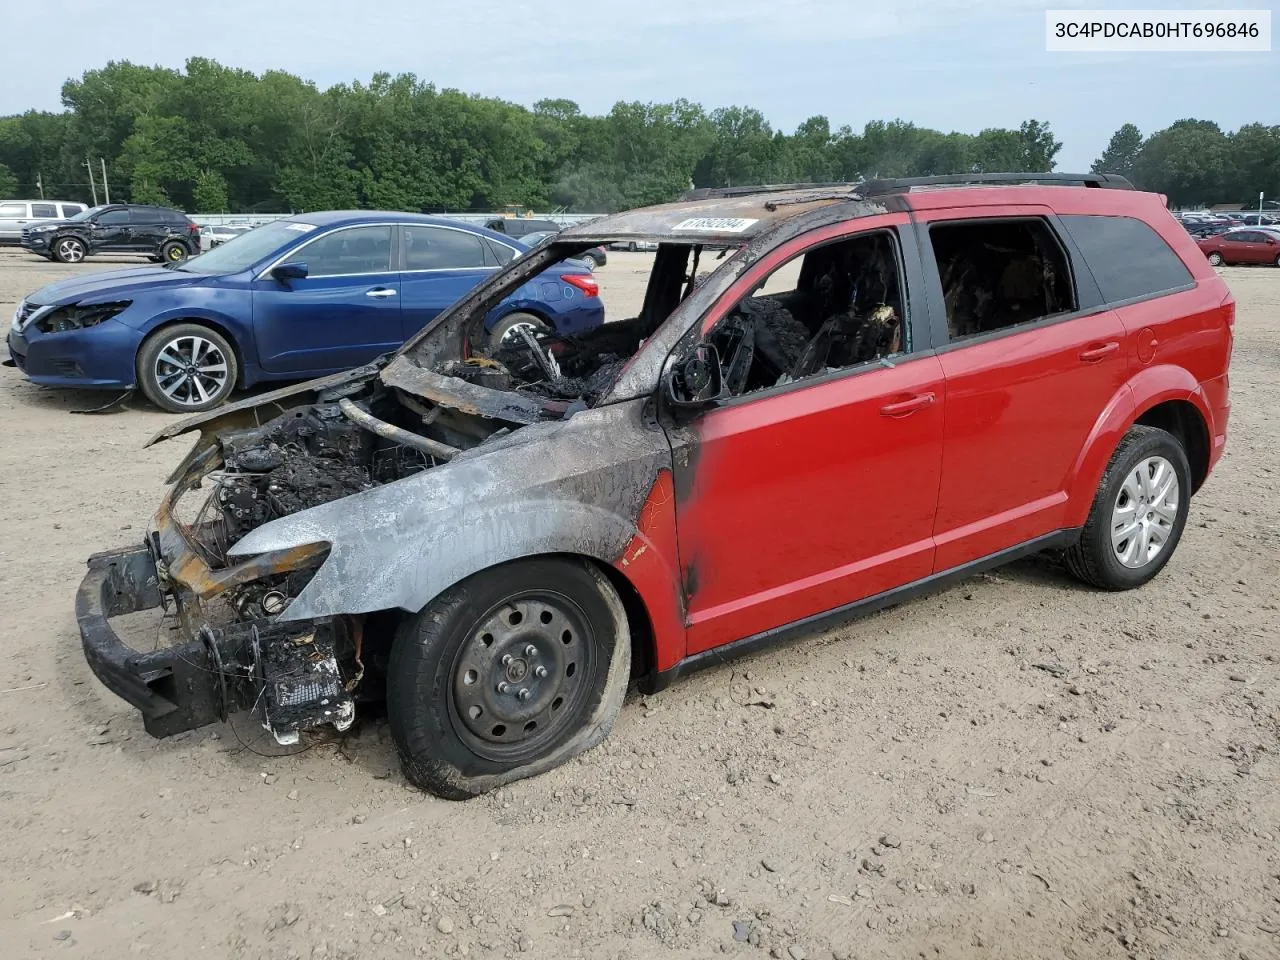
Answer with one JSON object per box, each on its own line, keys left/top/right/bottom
{"left": 659, "top": 211, "right": 946, "bottom": 655}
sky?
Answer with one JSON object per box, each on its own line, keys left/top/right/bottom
{"left": 2, "top": 0, "right": 1274, "bottom": 171}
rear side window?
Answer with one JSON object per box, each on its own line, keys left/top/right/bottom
{"left": 32, "top": 203, "right": 58, "bottom": 218}
{"left": 928, "top": 218, "right": 1076, "bottom": 342}
{"left": 1061, "top": 215, "right": 1193, "bottom": 304}
{"left": 402, "top": 225, "right": 487, "bottom": 270}
{"left": 59, "top": 204, "right": 85, "bottom": 218}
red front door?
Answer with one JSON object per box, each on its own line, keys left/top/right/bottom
{"left": 667, "top": 213, "right": 947, "bottom": 656}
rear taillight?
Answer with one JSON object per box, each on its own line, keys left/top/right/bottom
{"left": 189, "top": 223, "right": 200, "bottom": 234}
{"left": 561, "top": 274, "right": 599, "bottom": 298}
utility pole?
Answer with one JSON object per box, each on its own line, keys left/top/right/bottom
{"left": 35, "top": 173, "right": 43, "bottom": 199}
{"left": 1260, "top": 191, "right": 1266, "bottom": 222}
{"left": 84, "top": 157, "right": 98, "bottom": 206}
{"left": 100, "top": 157, "right": 110, "bottom": 204}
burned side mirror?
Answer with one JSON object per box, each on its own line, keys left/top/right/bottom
{"left": 663, "top": 343, "right": 725, "bottom": 411}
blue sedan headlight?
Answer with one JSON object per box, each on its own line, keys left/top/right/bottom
{"left": 34, "top": 301, "right": 132, "bottom": 334}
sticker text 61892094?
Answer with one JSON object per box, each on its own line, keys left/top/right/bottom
{"left": 671, "top": 217, "right": 759, "bottom": 233}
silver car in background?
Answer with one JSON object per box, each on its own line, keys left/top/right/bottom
{"left": 0, "top": 200, "right": 89, "bottom": 244}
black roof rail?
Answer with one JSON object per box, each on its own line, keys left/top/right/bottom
{"left": 681, "top": 173, "right": 1134, "bottom": 202}
{"left": 682, "top": 182, "right": 858, "bottom": 201}
{"left": 858, "top": 172, "right": 1135, "bottom": 195}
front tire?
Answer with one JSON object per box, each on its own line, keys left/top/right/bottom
{"left": 580, "top": 253, "right": 598, "bottom": 270}
{"left": 387, "top": 558, "right": 631, "bottom": 800}
{"left": 1207, "top": 251, "right": 1224, "bottom": 266}
{"left": 136, "top": 323, "right": 238, "bottom": 413}
{"left": 488, "top": 311, "right": 548, "bottom": 349}
{"left": 53, "top": 236, "right": 86, "bottom": 263}
{"left": 1064, "top": 425, "right": 1191, "bottom": 590}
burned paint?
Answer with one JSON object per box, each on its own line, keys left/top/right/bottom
{"left": 225, "top": 397, "right": 676, "bottom": 622}
{"left": 609, "top": 468, "right": 686, "bottom": 674}
{"left": 380, "top": 359, "right": 562, "bottom": 424}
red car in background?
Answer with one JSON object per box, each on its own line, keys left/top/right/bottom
{"left": 1197, "top": 227, "right": 1280, "bottom": 266}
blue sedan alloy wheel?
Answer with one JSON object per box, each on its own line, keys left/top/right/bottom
{"left": 136, "top": 323, "right": 239, "bottom": 413}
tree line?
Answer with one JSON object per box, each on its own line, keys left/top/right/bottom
{"left": 0, "top": 59, "right": 1274, "bottom": 214}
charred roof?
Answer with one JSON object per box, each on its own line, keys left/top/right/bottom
{"left": 556, "top": 190, "right": 886, "bottom": 245}
{"left": 557, "top": 173, "right": 1136, "bottom": 245}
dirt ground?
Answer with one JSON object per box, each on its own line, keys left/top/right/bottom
{"left": 0, "top": 246, "right": 1277, "bottom": 960}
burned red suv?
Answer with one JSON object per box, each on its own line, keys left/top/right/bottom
{"left": 77, "top": 173, "right": 1233, "bottom": 799}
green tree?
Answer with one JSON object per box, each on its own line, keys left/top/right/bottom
{"left": 0, "top": 162, "right": 18, "bottom": 197}
{"left": 193, "top": 169, "right": 230, "bottom": 212}
{"left": 1091, "top": 123, "right": 1143, "bottom": 180}
{"left": 1135, "top": 119, "right": 1229, "bottom": 205}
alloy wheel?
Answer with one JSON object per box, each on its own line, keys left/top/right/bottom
{"left": 152, "top": 334, "right": 230, "bottom": 408}
{"left": 1110, "top": 455, "right": 1180, "bottom": 569}
{"left": 57, "top": 239, "right": 85, "bottom": 263}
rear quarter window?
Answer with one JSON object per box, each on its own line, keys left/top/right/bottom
{"left": 1061, "top": 215, "right": 1194, "bottom": 304}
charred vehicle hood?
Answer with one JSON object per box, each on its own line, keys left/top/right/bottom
{"left": 223, "top": 398, "right": 673, "bottom": 622}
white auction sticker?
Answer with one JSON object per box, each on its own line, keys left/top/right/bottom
{"left": 1047, "top": 10, "right": 1271, "bottom": 51}
{"left": 671, "top": 217, "right": 759, "bottom": 233}
{"left": 285, "top": 222, "right": 318, "bottom": 232}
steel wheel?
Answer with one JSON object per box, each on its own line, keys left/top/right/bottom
{"left": 1207, "top": 251, "right": 1223, "bottom": 266}
{"left": 56, "top": 238, "right": 85, "bottom": 263}
{"left": 449, "top": 592, "right": 597, "bottom": 763}
{"left": 1111, "top": 455, "right": 1179, "bottom": 569}
{"left": 153, "top": 334, "right": 230, "bottom": 408}
{"left": 163, "top": 241, "right": 188, "bottom": 262}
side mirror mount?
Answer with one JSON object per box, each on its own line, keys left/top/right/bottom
{"left": 663, "top": 343, "right": 725, "bottom": 413}
{"left": 273, "top": 261, "right": 309, "bottom": 282}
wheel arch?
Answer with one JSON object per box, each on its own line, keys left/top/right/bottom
{"left": 1064, "top": 365, "right": 1214, "bottom": 526}
{"left": 136, "top": 315, "right": 250, "bottom": 388}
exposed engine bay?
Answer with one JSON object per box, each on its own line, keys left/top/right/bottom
{"left": 153, "top": 307, "right": 660, "bottom": 746}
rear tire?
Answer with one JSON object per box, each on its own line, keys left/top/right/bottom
{"left": 1207, "top": 251, "right": 1223, "bottom": 266}
{"left": 580, "top": 253, "right": 598, "bottom": 270}
{"left": 136, "top": 323, "right": 238, "bottom": 413}
{"left": 1064, "top": 425, "right": 1191, "bottom": 590}
{"left": 387, "top": 558, "right": 631, "bottom": 799}
{"left": 160, "top": 241, "right": 188, "bottom": 263}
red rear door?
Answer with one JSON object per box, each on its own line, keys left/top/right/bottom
{"left": 915, "top": 205, "right": 1130, "bottom": 571}
{"left": 668, "top": 213, "right": 946, "bottom": 655}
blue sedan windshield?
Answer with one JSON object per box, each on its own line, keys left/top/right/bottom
{"left": 178, "top": 220, "right": 319, "bottom": 275}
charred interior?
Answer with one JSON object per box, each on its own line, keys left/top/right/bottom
{"left": 707, "top": 229, "right": 908, "bottom": 395}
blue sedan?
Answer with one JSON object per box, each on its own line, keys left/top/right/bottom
{"left": 7, "top": 212, "right": 604, "bottom": 412}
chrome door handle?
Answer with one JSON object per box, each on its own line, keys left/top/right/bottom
{"left": 366, "top": 288, "right": 397, "bottom": 298}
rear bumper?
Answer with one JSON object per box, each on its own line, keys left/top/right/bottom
{"left": 1201, "top": 372, "right": 1230, "bottom": 474}
{"left": 76, "top": 545, "right": 236, "bottom": 737}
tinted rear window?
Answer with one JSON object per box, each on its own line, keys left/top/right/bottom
{"left": 1061, "top": 215, "right": 1194, "bottom": 303}
{"left": 32, "top": 203, "right": 58, "bottom": 218}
